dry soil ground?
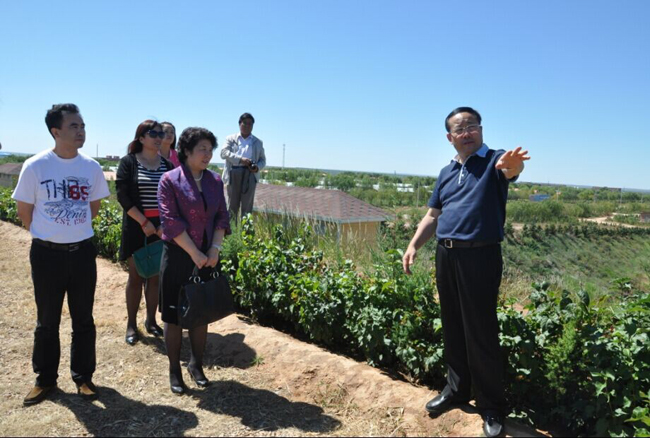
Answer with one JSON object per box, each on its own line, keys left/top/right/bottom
{"left": 0, "top": 221, "right": 546, "bottom": 437}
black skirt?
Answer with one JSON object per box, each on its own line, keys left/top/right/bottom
{"left": 159, "top": 241, "right": 212, "bottom": 325}
{"left": 119, "top": 216, "right": 161, "bottom": 261}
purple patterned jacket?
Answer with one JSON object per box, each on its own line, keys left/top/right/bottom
{"left": 158, "top": 165, "right": 230, "bottom": 250}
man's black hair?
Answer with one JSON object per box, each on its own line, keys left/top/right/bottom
{"left": 45, "top": 104, "right": 80, "bottom": 138}
{"left": 445, "top": 107, "right": 482, "bottom": 132}
{"left": 238, "top": 113, "right": 255, "bottom": 125}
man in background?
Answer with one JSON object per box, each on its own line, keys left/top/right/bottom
{"left": 220, "top": 112, "right": 266, "bottom": 221}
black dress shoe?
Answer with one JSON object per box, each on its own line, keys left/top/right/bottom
{"left": 170, "top": 382, "right": 185, "bottom": 395}
{"left": 145, "top": 323, "right": 163, "bottom": 337}
{"left": 170, "top": 369, "right": 186, "bottom": 395}
{"left": 425, "top": 386, "right": 468, "bottom": 415}
{"left": 125, "top": 333, "right": 139, "bottom": 346}
{"left": 483, "top": 412, "right": 504, "bottom": 437}
{"left": 188, "top": 366, "right": 210, "bottom": 388}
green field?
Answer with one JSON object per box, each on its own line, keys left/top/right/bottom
{"left": 502, "top": 232, "right": 650, "bottom": 299}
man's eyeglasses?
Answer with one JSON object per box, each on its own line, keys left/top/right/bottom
{"left": 451, "top": 125, "right": 481, "bottom": 136}
{"left": 146, "top": 130, "right": 166, "bottom": 139}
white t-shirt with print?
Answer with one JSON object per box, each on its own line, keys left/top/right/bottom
{"left": 12, "top": 149, "right": 110, "bottom": 243}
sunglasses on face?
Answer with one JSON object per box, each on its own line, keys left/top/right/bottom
{"left": 146, "top": 130, "right": 165, "bottom": 139}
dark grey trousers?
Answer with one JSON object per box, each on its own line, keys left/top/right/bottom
{"left": 226, "top": 168, "right": 257, "bottom": 221}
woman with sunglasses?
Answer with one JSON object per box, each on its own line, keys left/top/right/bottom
{"left": 160, "top": 122, "right": 181, "bottom": 168}
{"left": 158, "top": 127, "right": 229, "bottom": 394}
{"left": 116, "top": 120, "right": 174, "bottom": 346}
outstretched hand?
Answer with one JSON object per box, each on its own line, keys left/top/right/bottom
{"left": 495, "top": 146, "right": 530, "bottom": 178}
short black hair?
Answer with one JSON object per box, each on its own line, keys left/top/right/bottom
{"left": 45, "top": 104, "right": 80, "bottom": 138}
{"left": 445, "top": 107, "right": 482, "bottom": 132}
{"left": 177, "top": 127, "right": 217, "bottom": 164}
{"left": 239, "top": 113, "right": 255, "bottom": 125}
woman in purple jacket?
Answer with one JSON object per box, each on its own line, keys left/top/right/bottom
{"left": 158, "top": 127, "right": 230, "bottom": 395}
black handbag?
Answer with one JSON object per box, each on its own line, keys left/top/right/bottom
{"left": 177, "top": 265, "right": 234, "bottom": 329}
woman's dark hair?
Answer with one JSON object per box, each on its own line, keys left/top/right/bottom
{"left": 161, "top": 121, "right": 177, "bottom": 150}
{"left": 238, "top": 113, "right": 255, "bottom": 125}
{"left": 127, "top": 120, "right": 161, "bottom": 154}
{"left": 45, "top": 103, "right": 80, "bottom": 138}
{"left": 177, "top": 127, "right": 217, "bottom": 164}
{"left": 445, "top": 107, "right": 482, "bottom": 132}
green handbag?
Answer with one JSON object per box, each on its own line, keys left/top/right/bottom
{"left": 133, "top": 237, "right": 164, "bottom": 278}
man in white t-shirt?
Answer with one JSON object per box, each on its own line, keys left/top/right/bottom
{"left": 12, "top": 104, "right": 110, "bottom": 406}
{"left": 220, "top": 112, "right": 266, "bottom": 221}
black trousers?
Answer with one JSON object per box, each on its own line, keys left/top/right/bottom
{"left": 435, "top": 243, "right": 507, "bottom": 414}
{"left": 30, "top": 241, "right": 97, "bottom": 387}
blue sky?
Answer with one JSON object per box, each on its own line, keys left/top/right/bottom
{"left": 1, "top": 0, "right": 648, "bottom": 189}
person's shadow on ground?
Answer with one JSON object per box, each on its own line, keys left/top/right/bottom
{"left": 53, "top": 386, "right": 198, "bottom": 436}
{"left": 140, "top": 330, "right": 257, "bottom": 369}
{"left": 203, "top": 332, "right": 257, "bottom": 368}
{"left": 196, "top": 380, "right": 342, "bottom": 433}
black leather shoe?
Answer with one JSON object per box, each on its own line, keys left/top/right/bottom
{"left": 170, "top": 369, "right": 185, "bottom": 395}
{"left": 425, "top": 386, "right": 468, "bottom": 415}
{"left": 170, "top": 383, "right": 185, "bottom": 395}
{"left": 125, "top": 333, "right": 139, "bottom": 346}
{"left": 188, "top": 366, "right": 210, "bottom": 388}
{"left": 145, "top": 323, "right": 163, "bottom": 337}
{"left": 23, "top": 385, "right": 56, "bottom": 406}
{"left": 482, "top": 412, "right": 504, "bottom": 437}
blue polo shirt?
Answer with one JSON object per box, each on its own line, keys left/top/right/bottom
{"left": 428, "top": 144, "right": 513, "bottom": 242}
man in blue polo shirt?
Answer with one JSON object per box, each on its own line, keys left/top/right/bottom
{"left": 402, "top": 107, "right": 529, "bottom": 437}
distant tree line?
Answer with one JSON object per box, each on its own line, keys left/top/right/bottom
{"left": 258, "top": 166, "right": 649, "bottom": 209}
{"left": 1, "top": 156, "right": 648, "bottom": 209}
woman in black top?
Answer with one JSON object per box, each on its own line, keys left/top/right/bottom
{"left": 116, "top": 120, "right": 173, "bottom": 345}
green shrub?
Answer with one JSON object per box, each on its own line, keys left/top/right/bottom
{"left": 91, "top": 200, "right": 122, "bottom": 261}
{"left": 229, "top": 215, "right": 650, "bottom": 437}
{"left": 0, "top": 188, "right": 20, "bottom": 225}
{"left": 500, "top": 282, "right": 650, "bottom": 436}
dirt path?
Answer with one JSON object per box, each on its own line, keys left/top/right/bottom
{"left": 581, "top": 216, "right": 639, "bottom": 228}
{"left": 0, "top": 221, "right": 545, "bottom": 437}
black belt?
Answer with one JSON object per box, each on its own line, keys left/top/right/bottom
{"left": 438, "top": 239, "right": 498, "bottom": 249}
{"left": 32, "top": 238, "right": 92, "bottom": 252}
